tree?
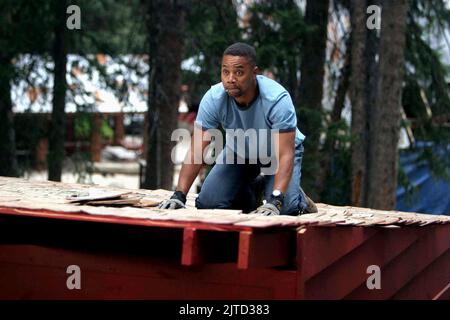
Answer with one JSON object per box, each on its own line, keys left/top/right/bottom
{"left": 316, "top": 1, "right": 352, "bottom": 200}
{"left": 246, "top": 0, "right": 305, "bottom": 107}
{"left": 0, "top": 0, "right": 50, "bottom": 177}
{"left": 0, "top": 55, "right": 18, "bottom": 177}
{"left": 367, "top": 0, "right": 408, "bottom": 209}
{"left": 298, "top": 0, "right": 330, "bottom": 199}
{"left": 48, "top": 0, "right": 68, "bottom": 181}
{"left": 349, "top": 0, "right": 409, "bottom": 209}
{"left": 183, "top": 0, "right": 241, "bottom": 104}
{"left": 349, "top": 0, "right": 369, "bottom": 207}
{"left": 143, "top": 0, "right": 186, "bottom": 190}
{"left": 402, "top": 0, "right": 450, "bottom": 187}
{"left": 2, "top": 0, "right": 147, "bottom": 181}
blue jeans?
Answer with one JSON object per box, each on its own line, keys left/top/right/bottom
{"left": 195, "top": 144, "right": 307, "bottom": 215}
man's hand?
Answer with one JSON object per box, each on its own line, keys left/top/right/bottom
{"left": 158, "top": 191, "right": 186, "bottom": 209}
{"left": 251, "top": 202, "right": 280, "bottom": 216}
{"left": 250, "top": 192, "right": 283, "bottom": 216}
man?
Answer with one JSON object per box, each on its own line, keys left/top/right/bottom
{"left": 159, "top": 42, "right": 317, "bottom": 216}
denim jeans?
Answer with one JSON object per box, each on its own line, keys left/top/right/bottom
{"left": 195, "top": 143, "right": 307, "bottom": 215}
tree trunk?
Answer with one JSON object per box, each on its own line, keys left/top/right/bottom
{"left": 298, "top": 0, "right": 330, "bottom": 199}
{"left": 363, "top": 0, "right": 380, "bottom": 205}
{"left": 367, "top": 0, "right": 408, "bottom": 209}
{"left": 0, "top": 56, "right": 19, "bottom": 177}
{"left": 144, "top": 0, "right": 185, "bottom": 190}
{"left": 48, "top": 0, "right": 68, "bottom": 181}
{"left": 349, "top": 0, "right": 369, "bottom": 207}
{"left": 317, "top": 35, "right": 352, "bottom": 199}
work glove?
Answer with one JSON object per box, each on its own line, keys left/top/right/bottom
{"left": 158, "top": 190, "right": 186, "bottom": 209}
{"left": 250, "top": 192, "right": 283, "bottom": 216}
{"left": 251, "top": 202, "right": 280, "bottom": 216}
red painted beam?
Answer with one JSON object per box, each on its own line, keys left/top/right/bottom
{"left": 296, "top": 226, "right": 378, "bottom": 281}
{"left": 0, "top": 244, "right": 296, "bottom": 299}
{"left": 238, "top": 230, "right": 293, "bottom": 270}
{"left": 297, "top": 227, "right": 420, "bottom": 299}
{"left": 181, "top": 228, "right": 201, "bottom": 266}
{"left": 0, "top": 206, "right": 253, "bottom": 232}
{"left": 181, "top": 228, "right": 239, "bottom": 266}
{"left": 345, "top": 225, "right": 450, "bottom": 299}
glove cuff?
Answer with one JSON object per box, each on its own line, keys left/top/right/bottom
{"left": 268, "top": 194, "right": 284, "bottom": 210}
{"left": 172, "top": 190, "right": 187, "bottom": 204}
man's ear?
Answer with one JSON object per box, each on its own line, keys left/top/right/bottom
{"left": 253, "top": 66, "right": 259, "bottom": 77}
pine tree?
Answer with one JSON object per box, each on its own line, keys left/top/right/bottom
{"left": 143, "top": 0, "right": 186, "bottom": 190}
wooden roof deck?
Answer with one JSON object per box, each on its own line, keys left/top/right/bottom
{"left": 0, "top": 177, "right": 448, "bottom": 229}
{"left": 0, "top": 176, "right": 449, "bottom": 299}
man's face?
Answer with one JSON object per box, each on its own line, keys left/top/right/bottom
{"left": 221, "top": 55, "right": 257, "bottom": 98}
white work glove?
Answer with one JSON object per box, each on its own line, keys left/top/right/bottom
{"left": 250, "top": 191, "right": 284, "bottom": 216}
{"left": 158, "top": 191, "right": 186, "bottom": 209}
{"left": 251, "top": 202, "right": 280, "bottom": 216}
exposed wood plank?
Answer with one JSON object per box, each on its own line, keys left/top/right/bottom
{"left": 182, "top": 229, "right": 238, "bottom": 264}
{"left": 345, "top": 225, "right": 450, "bottom": 299}
{"left": 238, "top": 230, "right": 293, "bottom": 270}
{"left": 1, "top": 176, "right": 449, "bottom": 229}
{"left": 393, "top": 252, "right": 450, "bottom": 299}
{"left": 433, "top": 281, "right": 450, "bottom": 300}
{"left": 296, "top": 226, "right": 379, "bottom": 281}
{"left": 297, "top": 227, "right": 420, "bottom": 299}
{"left": 181, "top": 228, "right": 240, "bottom": 267}
{"left": 0, "top": 244, "right": 296, "bottom": 299}
{"left": 0, "top": 206, "right": 253, "bottom": 232}
{"left": 181, "top": 228, "right": 201, "bottom": 266}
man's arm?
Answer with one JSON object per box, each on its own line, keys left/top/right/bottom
{"left": 175, "top": 125, "right": 213, "bottom": 194}
{"left": 250, "top": 131, "right": 295, "bottom": 215}
{"left": 158, "top": 126, "right": 212, "bottom": 209}
{"left": 272, "top": 131, "right": 295, "bottom": 193}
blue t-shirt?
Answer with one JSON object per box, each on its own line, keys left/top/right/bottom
{"left": 195, "top": 75, "right": 305, "bottom": 161}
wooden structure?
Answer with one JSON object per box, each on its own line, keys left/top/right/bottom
{"left": 0, "top": 177, "right": 449, "bottom": 299}
{"left": 15, "top": 112, "right": 127, "bottom": 166}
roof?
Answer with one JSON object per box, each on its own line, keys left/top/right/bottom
{"left": 0, "top": 176, "right": 448, "bottom": 229}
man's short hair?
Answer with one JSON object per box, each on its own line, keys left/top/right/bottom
{"left": 223, "top": 42, "right": 257, "bottom": 66}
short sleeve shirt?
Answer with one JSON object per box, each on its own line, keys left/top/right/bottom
{"left": 195, "top": 75, "right": 305, "bottom": 161}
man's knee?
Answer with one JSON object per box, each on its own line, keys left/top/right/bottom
{"left": 195, "top": 191, "right": 231, "bottom": 209}
{"left": 280, "top": 193, "right": 306, "bottom": 216}
{"left": 280, "top": 202, "right": 299, "bottom": 216}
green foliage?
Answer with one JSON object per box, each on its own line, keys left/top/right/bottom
{"left": 417, "top": 144, "right": 450, "bottom": 182}
{"left": 298, "top": 107, "right": 327, "bottom": 195}
{"left": 399, "top": 0, "right": 450, "bottom": 194}
{"left": 183, "top": 0, "right": 242, "bottom": 104}
{"left": 73, "top": 113, "right": 113, "bottom": 142}
{"left": 70, "top": 0, "right": 146, "bottom": 54}
{"left": 3, "top": 0, "right": 450, "bottom": 204}
{"left": 246, "top": 0, "right": 306, "bottom": 102}
{"left": 100, "top": 119, "right": 114, "bottom": 140}
{"left": 0, "top": 0, "right": 53, "bottom": 55}
{"left": 14, "top": 113, "right": 48, "bottom": 149}
{"left": 73, "top": 113, "right": 92, "bottom": 140}
{"left": 397, "top": 164, "right": 421, "bottom": 205}
{"left": 404, "top": 0, "right": 450, "bottom": 131}
{"left": 70, "top": 150, "right": 94, "bottom": 184}
{"left": 13, "top": 113, "right": 49, "bottom": 173}
{"left": 320, "top": 118, "right": 353, "bottom": 205}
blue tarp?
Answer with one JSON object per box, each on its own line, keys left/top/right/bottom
{"left": 396, "top": 142, "right": 450, "bottom": 215}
